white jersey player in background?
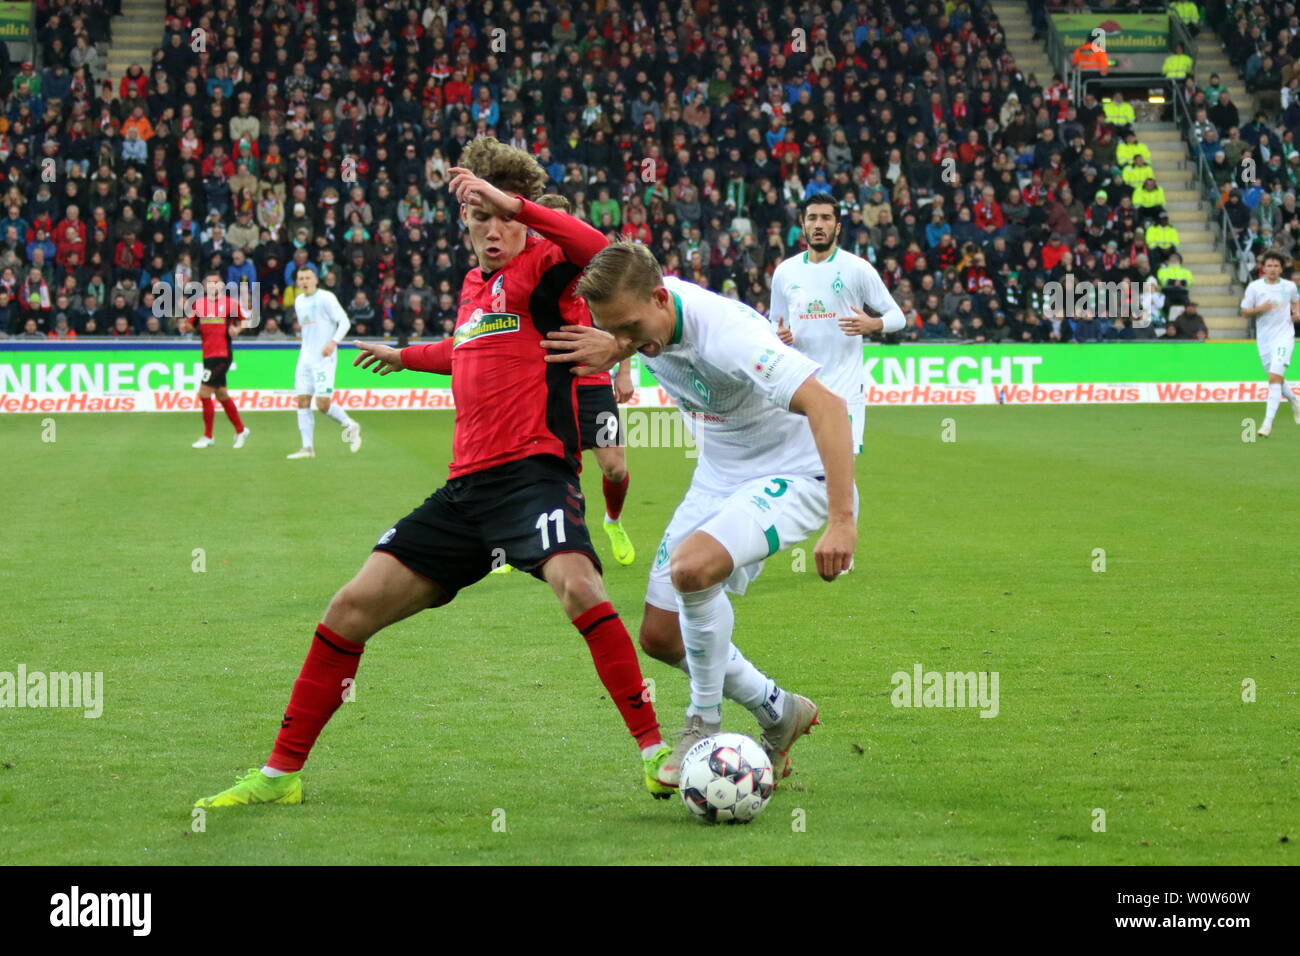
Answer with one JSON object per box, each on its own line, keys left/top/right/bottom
{"left": 287, "top": 267, "right": 362, "bottom": 458}
{"left": 1239, "top": 250, "right": 1300, "bottom": 438}
{"left": 769, "top": 195, "right": 906, "bottom": 454}
{"left": 543, "top": 240, "right": 857, "bottom": 788}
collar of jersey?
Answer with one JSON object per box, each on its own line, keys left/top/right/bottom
{"left": 669, "top": 290, "right": 684, "bottom": 346}
{"left": 802, "top": 247, "right": 838, "bottom": 264}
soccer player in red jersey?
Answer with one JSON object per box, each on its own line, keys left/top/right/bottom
{"left": 195, "top": 138, "right": 671, "bottom": 809}
{"left": 188, "top": 270, "right": 251, "bottom": 449}
{"left": 508, "top": 193, "right": 636, "bottom": 569}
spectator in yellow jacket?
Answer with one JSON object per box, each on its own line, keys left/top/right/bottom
{"left": 1116, "top": 129, "right": 1153, "bottom": 168}
{"left": 1171, "top": 1, "right": 1200, "bottom": 35}
{"left": 1122, "top": 155, "right": 1157, "bottom": 189}
{"left": 1103, "top": 91, "right": 1137, "bottom": 133}
{"left": 1157, "top": 253, "right": 1194, "bottom": 306}
{"left": 1145, "top": 212, "right": 1181, "bottom": 266}
{"left": 1132, "top": 178, "right": 1167, "bottom": 224}
{"left": 1163, "top": 44, "right": 1193, "bottom": 81}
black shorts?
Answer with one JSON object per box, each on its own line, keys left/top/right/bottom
{"left": 202, "top": 357, "right": 231, "bottom": 388}
{"left": 577, "top": 383, "right": 623, "bottom": 450}
{"left": 372, "top": 454, "right": 601, "bottom": 604}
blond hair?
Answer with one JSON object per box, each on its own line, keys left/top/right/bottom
{"left": 576, "top": 240, "right": 663, "bottom": 304}
{"left": 536, "top": 193, "right": 572, "bottom": 213}
{"left": 457, "top": 136, "right": 547, "bottom": 201}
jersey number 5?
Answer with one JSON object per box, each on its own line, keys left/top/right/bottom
{"left": 536, "top": 509, "right": 567, "bottom": 550}
{"left": 763, "top": 478, "right": 790, "bottom": 498}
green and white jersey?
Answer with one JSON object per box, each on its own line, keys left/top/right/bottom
{"left": 646, "top": 276, "right": 824, "bottom": 496}
{"left": 1241, "top": 277, "right": 1298, "bottom": 347}
{"left": 293, "top": 289, "right": 350, "bottom": 361}
{"left": 769, "top": 247, "right": 903, "bottom": 408}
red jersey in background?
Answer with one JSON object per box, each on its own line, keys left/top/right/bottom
{"left": 192, "top": 295, "right": 246, "bottom": 358}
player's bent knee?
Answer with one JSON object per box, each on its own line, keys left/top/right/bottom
{"left": 639, "top": 613, "right": 684, "bottom": 663}
{"left": 566, "top": 570, "right": 607, "bottom": 613}
{"left": 593, "top": 448, "right": 626, "bottom": 483}
{"left": 669, "top": 553, "right": 724, "bottom": 594}
{"left": 543, "top": 553, "right": 606, "bottom": 614}
{"left": 323, "top": 585, "right": 379, "bottom": 642}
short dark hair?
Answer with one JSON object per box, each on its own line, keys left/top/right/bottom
{"left": 800, "top": 194, "right": 839, "bottom": 220}
{"left": 1261, "top": 251, "right": 1288, "bottom": 268}
{"left": 296, "top": 266, "right": 319, "bottom": 278}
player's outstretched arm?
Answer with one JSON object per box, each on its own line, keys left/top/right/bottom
{"left": 789, "top": 375, "right": 857, "bottom": 581}
{"left": 401, "top": 337, "right": 453, "bottom": 374}
{"left": 352, "top": 340, "right": 406, "bottom": 375}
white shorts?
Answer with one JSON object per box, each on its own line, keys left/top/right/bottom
{"left": 1259, "top": 339, "right": 1294, "bottom": 376}
{"left": 295, "top": 354, "right": 337, "bottom": 397}
{"left": 850, "top": 401, "right": 866, "bottom": 455}
{"left": 645, "top": 473, "right": 858, "bottom": 611}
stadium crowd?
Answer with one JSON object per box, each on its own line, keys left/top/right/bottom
{"left": 0, "top": 0, "right": 1289, "bottom": 345}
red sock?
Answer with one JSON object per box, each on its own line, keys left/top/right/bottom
{"left": 220, "top": 397, "right": 244, "bottom": 433}
{"left": 267, "top": 623, "right": 365, "bottom": 772}
{"left": 572, "top": 602, "right": 661, "bottom": 749}
{"left": 602, "top": 472, "right": 630, "bottom": 521}
{"left": 200, "top": 397, "right": 215, "bottom": 438}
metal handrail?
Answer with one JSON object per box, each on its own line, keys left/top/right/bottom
{"left": 1172, "top": 80, "right": 1241, "bottom": 274}
{"left": 1168, "top": 8, "right": 1197, "bottom": 60}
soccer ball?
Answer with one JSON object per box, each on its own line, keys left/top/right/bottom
{"left": 679, "top": 732, "right": 775, "bottom": 824}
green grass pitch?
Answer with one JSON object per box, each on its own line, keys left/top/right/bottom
{"left": 1, "top": 405, "right": 1295, "bottom": 865}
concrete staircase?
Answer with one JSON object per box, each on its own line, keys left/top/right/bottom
{"left": 1132, "top": 121, "right": 1241, "bottom": 338}
{"left": 104, "top": 0, "right": 166, "bottom": 94}
{"left": 1189, "top": 30, "right": 1263, "bottom": 127}
{"left": 996, "top": 2, "right": 1243, "bottom": 337}
{"left": 991, "top": 0, "right": 1057, "bottom": 86}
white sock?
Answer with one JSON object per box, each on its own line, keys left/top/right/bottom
{"left": 640, "top": 743, "right": 664, "bottom": 758}
{"left": 326, "top": 403, "right": 355, "bottom": 428}
{"left": 261, "top": 765, "right": 287, "bottom": 777}
{"left": 671, "top": 636, "right": 783, "bottom": 727}
{"left": 297, "top": 408, "right": 315, "bottom": 448}
{"left": 1264, "top": 383, "right": 1282, "bottom": 426}
{"left": 1282, "top": 382, "right": 1297, "bottom": 402}
{"left": 723, "top": 644, "right": 786, "bottom": 729}
{"left": 676, "top": 584, "right": 733, "bottom": 720}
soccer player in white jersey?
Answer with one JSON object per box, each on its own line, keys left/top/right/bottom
{"left": 287, "top": 267, "right": 362, "bottom": 458}
{"left": 770, "top": 195, "right": 907, "bottom": 453}
{"left": 1240, "top": 251, "right": 1300, "bottom": 437}
{"left": 544, "top": 240, "right": 857, "bottom": 787}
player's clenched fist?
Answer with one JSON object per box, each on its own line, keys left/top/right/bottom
{"left": 352, "top": 340, "right": 404, "bottom": 375}
{"left": 813, "top": 521, "right": 857, "bottom": 581}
